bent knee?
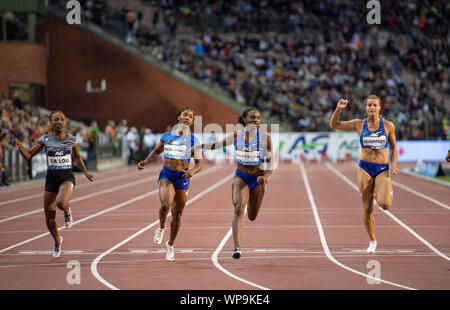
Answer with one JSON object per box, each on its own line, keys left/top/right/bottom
{"left": 378, "top": 202, "right": 391, "bottom": 210}
{"left": 55, "top": 200, "right": 68, "bottom": 210}
{"left": 376, "top": 196, "right": 392, "bottom": 210}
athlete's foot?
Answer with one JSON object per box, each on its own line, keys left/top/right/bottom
{"left": 64, "top": 208, "right": 73, "bottom": 229}
{"left": 232, "top": 247, "right": 242, "bottom": 259}
{"left": 53, "top": 236, "right": 63, "bottom": 258}
{"left": 166, "top": 240, "right": 174, "bottom": 262}
{"left": 366, "top": 241, "right": 377, "bottom": 254}
{"left": 154, "top": 227, "right": 165, "bottom": 245}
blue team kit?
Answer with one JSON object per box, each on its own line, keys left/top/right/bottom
{"left": 359, "top": 118, "right": 389, "bottom": 178}
{"left": 158, "top": 131, "right": 199, "bottom": 190}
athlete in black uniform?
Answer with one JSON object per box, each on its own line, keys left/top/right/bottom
{"left": 13, "top": 110, "right": 94, "bottom": 257}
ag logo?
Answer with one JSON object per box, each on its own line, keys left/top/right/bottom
{"left": 66, "top": 0, "right": 81, "bottom": 25}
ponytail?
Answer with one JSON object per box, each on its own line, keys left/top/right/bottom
{"left": 44, "top": 125, "right": 53, "bottom": 134}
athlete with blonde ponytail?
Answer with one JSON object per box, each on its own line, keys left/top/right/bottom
{"left": 12, "top": 110, "right": 94, "bottom": 257}
{"left": 330, "top": 95, "right": 398, "bottom": 254}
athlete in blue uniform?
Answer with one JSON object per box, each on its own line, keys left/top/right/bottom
{"left": 330, "top": 95, "right": 398, "bottom": 254}
{"left": 191, "top": 107, "right": 274, "bottom": 259}
{"left": 13, "top": 110, "right": 94, "bottom": 257}
{"left": 138, "top": 107, "right": 202, "bottom": 261}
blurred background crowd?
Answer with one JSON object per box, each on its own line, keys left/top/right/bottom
{"left": 2, "top": 0, "right": 449, "bottom": 185}
{"left": 0, "top": 93, "right": 159, "bottom": 186}
{"left": 46, "top": 0, "right": 449, "bottom": 141}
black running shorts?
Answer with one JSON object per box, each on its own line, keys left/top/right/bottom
{"left": 45, "top": 169, "right": 76, "bottom": 193}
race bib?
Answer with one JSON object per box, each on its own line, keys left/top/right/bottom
{"left": 363, "top": 133, "right": 387, "bottom": 149}
{"left": 235, "top": 150, "right": 260, "bottom": 165}
{"left": 47, "top": 150, "right": 72, "bottom": 170}
{"left": 164, "top": 144, "right": 187, "bottom": 160}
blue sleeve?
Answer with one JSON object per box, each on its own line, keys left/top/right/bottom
{"left": 37, "top": 134, "right": 47, "bottom": 146}
{"left": 160, "top": 132, "right": 168, "bottom": 144}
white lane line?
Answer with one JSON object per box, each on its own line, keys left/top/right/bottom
{"left": 91, "top": 219, "right": 160, "bottom": 290}
{"left": 0, "top": 166, "right": 160, "bottom": 207}
{"left": 2, "top": 253, "right": 448, "bottom": 272}
{"left": 401, "top": 168, "right": 450, "bottom": 187}
{"left": 391, "top": 180, "right": 450, "bottom": 211}
{"left": 349, "top": 163, "right": 449, "bottom": 211}
{"left": 0, "top": 166, "right": 222, "bottom": 254}
{"left": 90, "top": 169, "right": 234, "bottom": 290}
{"left": 300, "top": 161, "right": 416, "bottom": 290}
{"left": 0, "top": 189, "right": 158, "bottom": 254}
{"left": 328, "top": 163, "right": 450, "bottom": 262}
{"left": 211, "top": 206, "right": 270, "bottom": 291}
{"left": 19, "top": 250, "right": 85, "bottom": 254}
{"left": 0, "top": 172, "right": 160, "bottom": 224}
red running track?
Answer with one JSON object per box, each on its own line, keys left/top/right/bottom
{"left": 0, "top": 162, "right": 448, "bottom": 290}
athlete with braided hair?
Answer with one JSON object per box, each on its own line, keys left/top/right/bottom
{"left": 12, "top": 110, "right": 94, "bottom": 257}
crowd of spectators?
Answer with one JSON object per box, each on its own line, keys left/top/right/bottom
{"left": 0, "top": 93, "right": 162, "bottom": 186}
{"left": 46, "top": 0, "right": 449, "bottom": 141}
{"left": 138, "top": 0, "right": 449, "bottom": 140}
{"left": 154, "top": 31, "right": 447, "bottom": 139}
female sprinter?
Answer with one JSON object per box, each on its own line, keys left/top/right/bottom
{"left": 191, "top": 107, "right": 274, "bottom": 259}
{"left": 12, "top": 110, "right": 94, "bottom": 257}
{"left": 137, "top": 107, "right": 202, "bottom": 262}
{"left": 330, "top": 95, "right": 398, "bottom": 253}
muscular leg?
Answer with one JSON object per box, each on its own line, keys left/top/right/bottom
{"left": 231, "top": 176, "right": 249, "bottom": 248}
{"left": 158, "top": 179, "right": 175, "bottom": 229}
{"left": 247, "top": 184, "right": 265, "bottom": 221}
{"left": 55, "top": 181, "right": 73, "bottom": 214}
{"left": 358, "top": 168, "right": 376, "bottom": 241}
{"left": 167, "top": 190, "right": 187, "bottom": 246}
{"left": 374, "top": 171, "right": 393, "bottom": 210}
{"left": 44, "top": 191, "right": 61, "bottom": 243}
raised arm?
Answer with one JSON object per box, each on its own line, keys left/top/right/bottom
{"left": 329, "top": 99, "right": 361, "bottom": 131}
{"left": 386, "top": 121, "right": 398, "bottom": 175}
{"left": 12, "top": 139, "right": 44, "bottom": 161}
